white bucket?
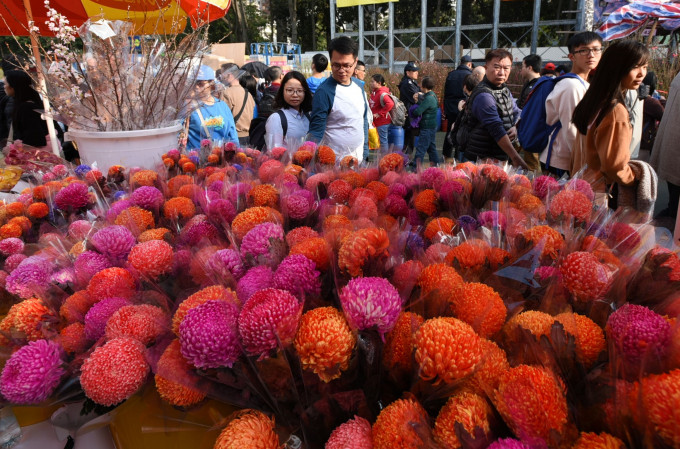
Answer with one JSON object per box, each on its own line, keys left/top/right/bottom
{"left": 66, "top": 124, "right": 182, "bottom": 173}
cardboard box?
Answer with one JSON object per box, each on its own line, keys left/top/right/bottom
{"left": 210, "top": 43, "right": 247, "bottom": 67}
{"left": 201, "top": 54, "right": 234, "bottom": 71}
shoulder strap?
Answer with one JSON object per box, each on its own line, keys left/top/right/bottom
{"left": 380, "top": 92, "right": 387, "bottom": 108}
{"left": 277, "top": 109, "right": 288, "bottom": 137}
{"left": 233, "top": 88, "right": 249, "bottom": 123}
{"left": 195, "top": 106, "right": 212, "bottom": 140}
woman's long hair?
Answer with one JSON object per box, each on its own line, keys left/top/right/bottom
{"left": 274, "top": 71, "right": 313, "bottom": 113}
{"left": 5, "top": 70, "right": 42, "bottom": 123}
{"left": 572, "top": 40, "right": 649, "bottom": 134}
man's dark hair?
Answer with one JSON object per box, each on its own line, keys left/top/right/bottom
{"left": 328, "top": 36, "right": 358, "bottom": 59}
{"left": 463, "top": 73, "right": 480, "bottom": 93}
{"left": 643, "top": 71, "right": 658, "bottom": 95}
{"left": 311, "top": 53, "right": 328, "bottom": 73}
{"left": 485, "top": 48, "right": 513, "bottom": 63}
{"left": 356, "top": 60, "right": 365, "bottom": 69}
{"left": 567, "top": 31, "right": 603, "bottom": 54}
{"left": 1, "top": 56, "right": 19, "bottom": 74}
{"left": 421, "top": 76, "right": 435, "bottom": 90}
{"left": 221, "top": 62, "right": 238, "bottom": 72}
{"left": 523, "top": 54, "right": 542, "bottom": 73}
{"left": 264, "top": 66, "right": 283, "bottom": 84}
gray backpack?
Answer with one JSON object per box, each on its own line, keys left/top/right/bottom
{"left": 380, "top": 92, "right": 407, "bottom": 127}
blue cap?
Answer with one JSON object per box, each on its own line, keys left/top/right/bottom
{"left": 196, "top": 65, "right": 215, "bottom": 81}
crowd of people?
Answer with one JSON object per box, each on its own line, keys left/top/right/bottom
{"left": 1, "top": 33, "right": 679, "bottom": 225}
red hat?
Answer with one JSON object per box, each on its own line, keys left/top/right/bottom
{"left": 544, "top": 63, "right": 556, "bottom": 71}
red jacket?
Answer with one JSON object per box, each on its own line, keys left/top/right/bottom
{"left": 369, "top": 86, "right": 394, "bottom": 127}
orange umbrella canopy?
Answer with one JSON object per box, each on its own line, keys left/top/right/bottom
{"left": 0, "top": 0, "right": 231, "bottom": 36}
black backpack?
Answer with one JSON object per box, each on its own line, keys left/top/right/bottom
{"left": 248, "top": 109, "right": 310, "bottom": 151}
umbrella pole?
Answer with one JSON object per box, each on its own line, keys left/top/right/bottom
{"left": 23, "top": 0, "right": 61, "bottom": 156}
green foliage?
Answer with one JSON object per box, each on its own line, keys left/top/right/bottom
{"left": 206, "top": 4, "right": 268, "bottom": 46}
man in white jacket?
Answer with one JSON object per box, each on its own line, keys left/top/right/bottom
{"left": 540, "top": 32, "right": 603, "bottom": 176}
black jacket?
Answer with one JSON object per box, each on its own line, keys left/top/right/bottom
{"left": 398, "top": 76, "right": 420, "bottom": 112}
{"left": 443, "top": 64, "right": 472, "bottom": 119}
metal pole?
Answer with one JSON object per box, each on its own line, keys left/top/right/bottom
{"left": 388, "top": 1, "right": 394, "bottom": 73}
{"left": 531, "top": 0, "right": 540, "bottom": 54}
{"left": 420, "top": 0, "right": 427, "bottom": 61}
{"left": 455, "top": 0, "right": 462, "bottom": 65}
{"left": 330, "top": 0, "right": 336, "bottom": 41}
{"left": 358, "top": 5, "right": 364, "bottom": 61}
{"left": 491, "top": 0, "right": 500, "bottom": 49}
{"left": 576, "top": 0, "right": 586, "bottom": 31}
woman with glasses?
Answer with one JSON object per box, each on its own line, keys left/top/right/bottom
{"left": 185, "top": 65, "right": 238, "bottom": 151}
{"left": 572, "top": 40, "right": 650, "bottom": 210}
{"left": 265, "top": 71, "right": 312, "bottom": 149}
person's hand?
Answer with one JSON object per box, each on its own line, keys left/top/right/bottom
{"left": 507, "top": 126, "right": 517, "bottom": 141}
{"left": 458, "top": 100, "right": 465, "bottom": 111}
{"left": 413, "top": 93, "right": 420, "bottom": 103}
{"left": 511, "top": 155, "right": 529, "bottom": 170}
{"left": 373, "top": 113, "right": 379, "bottom": 119}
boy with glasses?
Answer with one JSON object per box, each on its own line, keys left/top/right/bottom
{"left": 540, "top": 31, "right": 603, "bottom": 176}
{"left": 308, "top": 36, "right": 369, "bottom": 163}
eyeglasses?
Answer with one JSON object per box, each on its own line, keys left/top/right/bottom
{"left": 284, "top": 88, "right": 305, "bottom": 96}
{"left": 572, "top": 47, "right": 603, "bottom": 56}
{"left": 331, "top": 61, "right": 356, "bottom": 71}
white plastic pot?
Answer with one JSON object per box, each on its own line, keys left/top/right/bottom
{"left": 66, "top": 124, "right": 182, "bottom": 172}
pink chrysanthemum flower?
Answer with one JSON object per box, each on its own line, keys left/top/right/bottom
{"left": 487, "top": 438, "right": 532, "bottom": 449}
{"left": 226, "top": 182, "right": 252, "bottom": 206}
{"left": 478, "top": 210, "right": 507, "bottom": 230}
{"left": 5, "top": 256, "right": 52, "bottom": 299}
{"left": 54, "top": 182, "right": 89, "bottom": 210}
{"left": 80, "top": 337, "right": 149, "bottom": 406}
{"left": 105, "top": 304, "right": 168, "bottom": 346}
{"left": 339, "top": 277, "right": 401, "bottom": 338}
{"left": 207, "top": 199, "right": 237, "bottom": 224}
{"left": 68, "top": 220, "right": 93, "bottom": 240}
{"left": 273, "top": 254, "right": 320, "bottom": 300}
{"left": 391, "top": 260, "right": 424, "bottom": 296}
{"left": 326, "top": 416, "right": 372, "bottom": 449}
{"left": 421, "top": 166, "right": 446, "bottom": 190}
{"left": 606, "top": 304, "right": 671, "bottom": 368}
{"left": 180, "top": 218, "right": 222, "bottom": 247}
{"left": 105, "top": 199, "right": 133, "bottom": 223}
{"left": 240, "top": 222, "right": 286, "bottom": 267}
{"left": 384, "top": 194, "right": 409, "bottom": 217}
{"left": 0, "top": 339, "right": 65, "bottom": 404}
{"left": 130, "top": 186, "right": 165, "bottom": 211}
{"left": 0, "top": 237, "right": 24, "bottom": 256}
{"left": 236, "top": 266, "right": 275, "bottom": 302}
{"left": 565, "top": 178, "right": 595, "bottom": 201}
{"left": 74, "top": 251, "right": 112, "bottom": 286}
{"left": 304, "top": 172, "right": 331, "bottom": 193}
{"left": 91, "top": 225, "right": 136, "bottom": 262}
{"left": 179, "top": 300, "right": 241, "bottom": 368}
{"left": 283, "top": 193, "right": 311, "bottom": 220}
{"left": 208, "top": 249, "right": 246, "bottom": 284}
{"left": 532, "top": 175, "right": 560, "bottom": 200}
{"left": 4, "top": 253, "right": 27, "bottom": 273}
{"left": 238, "top": 288, "right": 302, "bottom": 358}
{"left": 84, "top": 297, "right": 133, "bottom": 342}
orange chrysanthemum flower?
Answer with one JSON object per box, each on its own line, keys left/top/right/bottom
{"left": 0, "top": 298, "right": 51, "bottom": 344}
{"left": 138, "top": 227, "right": 172, "bottom": 243}
{"left": 337, "top": 227, "right": 389, "bottom": 277}
{"left": 163, "top": 197, "right": 196, "bottom": 221}
{"left": 231, "top": 207, "right": 283, "bottom": 240}
{"left": 372, "top": 398, "right": 430, "bottom": 449}
{"left": 507, "top": 185, "right": 533, "bottom": 203}
{"left": 60, "top": 322, "right": 89, "bottom": 354}
{"left": 285, "top": 164, "right": 303, "bottom": 178}
{"left": 504, "top": 310, "right": 555, "bottom": 341}
{"left": 5, "top": 202, "right": 25, "bottom": 217}
{"left": 206, "top": 171, "right": 226, "bottom": 186}
{"left": 488, "top": 247, "right": 511, "bottom": 269}
{"left": 115, "top": 206, "right": 155, "bottom": 235}
{"left": 206, "top": 154, "right": 220, "bottom": 164}
{"left": 340, "top": 171, "right": 366, "bottom": 188}
{"left": 167, "top": 174, "right": 193, "bottom": 197}
{"left": 450, "top": 282, "right": 507, "bottom": 338}
{"left": 572, "top": 432, "right": 625, "bottom": 449}
{"left": 382, "top": 311, "right": 424, "bottom": 374}
{"left": 172, "top": 285, "right": 239, "bottom": 335}
{"left": 324, "top": 227, "right": 353, "bottom": 252}
{"left": 0, "top": 222, "right": 23, "bottom": 238}
{"left": 554, "top": 312, "right": 605, "bottom": 367}
{"left": 177, "top": 183, "right": 202, "bottom": 200}
{"left": 31, "top": 185, "right": 49, "bottom": 201}
{"left": 182, "top": 161, "right": 196, "bottom": 173}
{"left": 214, "top": 410, "right": 279, "bottom": 449}
{"left": 340, "top": 155, "right": 358, "bottom": 169}
{"left": 417, "top": 263, "right": 464, "bottom": 317}
{"left": 69, "top": 241, "right": 86, "bottom": 256}
{"left": 493, "top": 365, "right": 568, "bottom": 445}
{"left": 365, "top": 181, "right": 389, "bottom": 201}
{"left": 323, "top": 214, "right": 352, "bottom": 233}
{"left": 290, "top": 237, "right": 331, "bottom": 271}
{"left": 456, "top": 161, "right": 478, "bottom": 176}
{"left": 294, "top": 307, "right": 356, "bottom": 382}
{"left": 284, "top": 226, "right": 319, "bottom": 248}
{"left": 9, "top": 216, "right": 31, "bottom": 232}
{"left": 414, "top": 317, "right": 483, "bottom": 384}
{"left": 155, "top": 340, "right": 206, "bottom": 407}
{"left": 376, "top": 214, "right": 397, "bottom": 230}
{"left": 424, "top": 217, "right": 456, "bottom": 241}
{"left": 445, "top": 240, "right": 490, "bottom": 271}
{"left": 26, "top": 202, "right": 49, "bottom": 219}
{"left": 131, "top": 170, "right": 158, "bottom": 187}
{"left": 414, "top": 189, "right": 438, "bottom": 216}
{"left": 248, "top": 184, "right": 280, "bottom": 209}
{"left": 87, "top": 267, "right": 137, "bottom": 300}
{"left": 461, "top": 338, "right": 510, "bottom": 394}
{"left": 517, "top": 193, "right": 547, "bottom": 220}
{"left": 434, "top": 392, "right": 493, "bottom": 449}
{"left": 640, "top": 369, "right": 680, "bottom": 447}
{"left": 293, "top": 149, "right": 313, "bottom": 166}
{"left": 521, "top": 225, "right": 564, "bottom": 259}
{"left": 189, "top": 245, "right": 220, "bottom": 286}
{"left": 317, "top": 145, "right": 336, "bottom": 165}
{"left": 379, "top": 153, "right": 405, "bottom": 174}
{"left": 60, "top": 291, "right": 97, "bottom": 323}
{"left": 549, "top": 190, "right": 592, "bottom": 222}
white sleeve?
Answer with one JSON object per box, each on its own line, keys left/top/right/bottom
{"left": 546, "top": 80, "right": 584, "bottom": 147}
{"left": 265, "top": 112, "right": 284, "bottom": 149}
